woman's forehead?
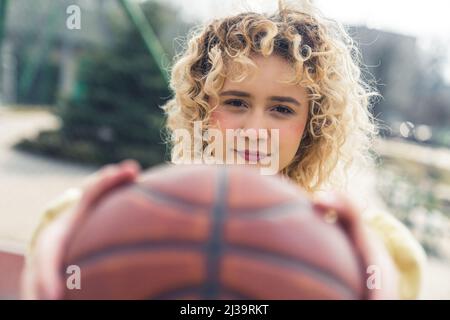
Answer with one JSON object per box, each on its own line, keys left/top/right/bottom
{"left": 223, "top": 55, "right": 306, "bottom": 94}
{"left": 226, "top": 53, "right": 295, "bottom": 75}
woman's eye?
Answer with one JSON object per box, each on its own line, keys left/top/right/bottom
{"left": 273, "top": 105, "right": 294, "bottom": 115}
{"left": 224, "top": 99, "right": 247, "bottom": 108}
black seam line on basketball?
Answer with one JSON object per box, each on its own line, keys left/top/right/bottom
{"left": 203, "top": 165, "right": 228, "bottom": 299}
{"left": 65, "top": 242, "right": 206, "bottom": 269}
{"left": 131, "top": 184, "right": 205, "bottom": 212}
{"left": 224, "top": 246, "right": 360, "bottom": 300}
{"left": 148, "top": 285, "right": 252, "bottom": 300}
{"left": 231, "top": 199, "right": 312, "bottom": 218}
{"left": 65, "top": 241, "right": 358, "bottom": 300}
{"left": 132, "top": 183, "right": 310, "bottom": 219}
{"left": 67, "top": 242, "right": 357, "bottom": 299}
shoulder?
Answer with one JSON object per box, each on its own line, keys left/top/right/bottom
{"left": 27, "top": 188, "right": 82, "bottom": 257}
{"left": 364, "top": 210, "right": 427, "bottom": 299}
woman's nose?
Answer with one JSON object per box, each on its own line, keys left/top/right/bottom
{"left": 241, "top": 110, "right": 270, "bottom": 137}
{"left": 235, "top": 110, "right": 272, "bottom": 153}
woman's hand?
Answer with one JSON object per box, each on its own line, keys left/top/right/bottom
{"left": 312, "top": 191, "right": 399, "bottom": 299}
{"left": 22, "top": 159, "right": 141, "bottom": 299}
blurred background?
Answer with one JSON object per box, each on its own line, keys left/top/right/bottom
{"left": 0, "top": 0, "right": 448, "bottom": 299}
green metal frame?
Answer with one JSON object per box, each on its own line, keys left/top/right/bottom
{"left": 19, "top": 7, "right": 60, "bottom": 99}
{"left": 0, "top": 0, "right": 9, "bottom": 52}
{"left": 118, "top": 0, "right": 170, "bottom": 84}
{"left": 1, "top": 0, "right": 169, "bottom": 102}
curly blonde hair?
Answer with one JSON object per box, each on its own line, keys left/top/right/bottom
{"left": 161, "top": 0, "right": 379, "bottom": 193}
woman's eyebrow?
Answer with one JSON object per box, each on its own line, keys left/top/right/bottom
{"left": 269, "top": 96, "right": 301, "bottom": 107}
{"left": 220, "top": 90, "right": 251, "bottom": 98}
{"left": 220, "top": 90, "right": 301, "bottom": 107}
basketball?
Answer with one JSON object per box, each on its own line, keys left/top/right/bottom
{"left": 61, "top": 164, "right": 366, "bottom": 299}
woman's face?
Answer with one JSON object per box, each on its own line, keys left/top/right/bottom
{"left": 208, "top": 54, "right": 310, "bottom": 173}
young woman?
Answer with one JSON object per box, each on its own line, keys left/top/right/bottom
{"left": 23, "top": 0, "right": 426, "bottom": 299}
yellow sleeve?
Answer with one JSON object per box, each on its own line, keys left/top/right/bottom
{"left": 27, "top": 188, "right": 82, "bottom": 257}
{"left": 365, "top": 210, "right": 427, "bottom": 299}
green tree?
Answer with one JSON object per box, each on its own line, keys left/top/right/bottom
{"left": 17, "top": 0, "right": 191, "bottom": 168}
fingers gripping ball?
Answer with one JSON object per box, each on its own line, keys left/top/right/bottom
{"left": 59, "top": 164, "right": 366, "bottom": 299}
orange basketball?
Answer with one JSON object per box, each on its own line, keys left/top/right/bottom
{"left": 61, "top": 164, "right": 366, "bottom": 299}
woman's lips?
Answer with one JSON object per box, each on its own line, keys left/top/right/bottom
{"left": 234, "top": 149, "right": 269, "bottom": 161}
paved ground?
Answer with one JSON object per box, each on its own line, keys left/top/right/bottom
{"left": 0, "top": 107, "right": 449, "bottom": 299}
{"left": 421, "top": 257, "right": 450, "bottom": 299}
{"left": 0, "top": 108, "right": 95, "bottom": 253}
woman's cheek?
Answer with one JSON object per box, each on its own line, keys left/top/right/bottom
{"left": 210, "top": 110, "right": 240, "bottom": 132}
{"left": 280, "top": 123, "right": 305, "bottom": 144}
{"left": 277, "top": 123, "right": 305, "bottom": 160}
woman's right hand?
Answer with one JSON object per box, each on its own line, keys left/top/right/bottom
{"left": 22, "top": 159, "right": 141, "bottom": 299}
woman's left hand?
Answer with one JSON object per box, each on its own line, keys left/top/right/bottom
{"left": 312, "top": 191, "right": 399, "bottom": 299}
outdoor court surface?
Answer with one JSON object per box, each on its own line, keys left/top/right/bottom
{"left": 0, "top": 108, "right": 448, "bottom": 299}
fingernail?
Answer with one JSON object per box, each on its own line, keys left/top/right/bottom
{"left": 323, "top": 209, "right": 338, "bottom": 224}
{"left": 122, "top": 159, "right": 140, "bottom": 171}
